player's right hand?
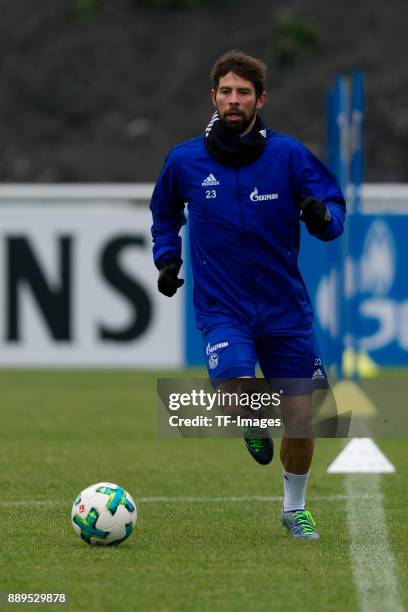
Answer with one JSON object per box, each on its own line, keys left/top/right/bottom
{"left": 157, "top": 260, "right": 184, "bottom": 297}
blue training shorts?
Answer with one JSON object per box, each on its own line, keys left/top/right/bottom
{"left": 202, "top": 321, "right": 327, "bottom": 385}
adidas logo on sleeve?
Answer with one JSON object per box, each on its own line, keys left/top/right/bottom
{"left": 202, "top": 173, "right": 220, "bottom": 186}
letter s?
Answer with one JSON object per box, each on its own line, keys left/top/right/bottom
{"left": 98, "top": 235, "right": 152, "bottom": 341}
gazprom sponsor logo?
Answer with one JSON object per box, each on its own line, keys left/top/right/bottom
{"left": 206, "top": 341, "right": 229, "bottom": 355}
{"left": 250, "top": 187, "right": 279, "bottom": 202}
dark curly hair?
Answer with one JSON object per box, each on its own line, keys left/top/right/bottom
{"left": 210, "top": 50, "right": 267, "bottom": 99}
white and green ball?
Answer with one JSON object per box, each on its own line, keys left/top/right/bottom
{"left": 71, "top": 482, "right": 137, "bottom": 546}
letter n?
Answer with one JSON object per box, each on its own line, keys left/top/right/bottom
{"left": 6, "top": 236, "right": 72, "bottom": 341}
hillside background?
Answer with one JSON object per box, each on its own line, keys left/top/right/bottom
{"left": 1, "top": 0, "right": 406, "bottom": 183}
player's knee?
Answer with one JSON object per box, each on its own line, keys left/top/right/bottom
{"left": 217, "top": 378, "right": 259, "bottom": 418}
{"left": 281, "top": 396, "right": 314, "bottom": 437}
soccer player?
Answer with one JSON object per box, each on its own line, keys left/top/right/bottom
{"left": 150, "top": 50, "right": 346, "bottom": 540}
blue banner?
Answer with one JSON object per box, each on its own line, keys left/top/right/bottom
{"left": 300, "top": 215, "right": 408, "bottom": 367}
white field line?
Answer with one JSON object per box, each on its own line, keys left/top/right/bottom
{"left": 346, "top": 474, "right": 404, "bottom": 612}
{"left": 0, "top": 494, "right": 380, "bottom": 507}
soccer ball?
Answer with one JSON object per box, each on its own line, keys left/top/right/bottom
{"left": 71, "top": 482, "right": 137, "bottom": 546}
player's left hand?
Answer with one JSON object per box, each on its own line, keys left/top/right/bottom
{"left": 300, "top": 196, "right": 331, "bottom": 234}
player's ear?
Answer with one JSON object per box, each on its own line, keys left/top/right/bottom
{"left": 210, "top": 88, "right": 217, "bottom": 107}
{"left": 256, "top": 91, "right": 267, "bottom": 110}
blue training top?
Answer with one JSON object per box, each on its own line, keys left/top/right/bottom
{"left": 150, "top": 129, "right": 346, "bottom": 332}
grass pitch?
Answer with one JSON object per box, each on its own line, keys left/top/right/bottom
{"left": 0, "top": 370, "right": 407, "bottom": 611}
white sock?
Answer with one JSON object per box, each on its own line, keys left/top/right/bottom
{"left": 283, "top": 470, "right": 310, "bottom": 512}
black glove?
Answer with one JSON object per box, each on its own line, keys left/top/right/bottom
{"left": 300, "top": 196, "right": 331, "bottom": 234}
{"left": 157, "top": 259, "right": 184, "bottom": 297}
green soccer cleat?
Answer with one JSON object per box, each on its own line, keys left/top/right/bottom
{"left": 243, "top": 425, "right": 274, "bottom": 465}
{"left": 281, "top": 509, "right": 320, "bottom": 540}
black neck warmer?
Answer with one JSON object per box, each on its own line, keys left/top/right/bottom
{"left": 204, "top": 111, "right": 267, "bottom": 168}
